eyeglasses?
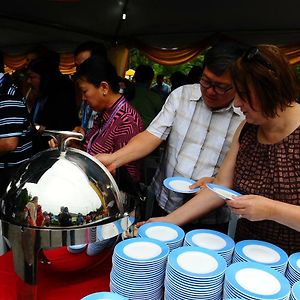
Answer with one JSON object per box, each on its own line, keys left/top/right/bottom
{"left": 245, "top": 47, "right": 274, "bottom": 71}
{"left": 200, "top": 77, "right": 233, "bottom": 95}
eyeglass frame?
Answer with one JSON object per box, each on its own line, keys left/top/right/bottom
{"left": 245, "top": 47, "right": 274, "bottom": 71}
{"left": 199, "top": 77, "right": 233, "bottom": 95}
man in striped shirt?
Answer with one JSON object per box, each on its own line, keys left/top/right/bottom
{"left": 0, "top": 73, "right": 32, "bottom": 195}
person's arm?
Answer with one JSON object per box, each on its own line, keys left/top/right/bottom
{"left": 227, "top": 194, "right": 300, "bottom": 232}
{"left": 148, "top": 121, "right": 244, "bottom": 226}
{"left": 0, "top": 137, "right": 18, "bottom": 156}
{"left": 95, "top": 130, "right": 162, "bottom": 172}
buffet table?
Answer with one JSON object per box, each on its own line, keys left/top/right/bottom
{"left": 0, "top": 247, "right": 113, "bottom": 300}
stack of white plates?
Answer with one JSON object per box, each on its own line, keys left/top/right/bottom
{"left": 138, "top": 222, "right": 184, "bottom": 251}
{"left": 81, "top": 291, "right": 127, "bottom": 300}
{"left": 164, "top": 246, "right": 227, "bottom": 300}
{"left": 290, "top": 281, "right": 300, "bottom": 300}
{"left": 110, "top": 237, "right": 169, "bottom": 300}
{"left": 285, "top": 252, "right": 300, "bottom": 286}
{"left": 223, "top": 261, "right": 290, "bottom": 300}
{"left": 232, "top": 240, "right": 288, "bottom": 274}
{"left": 184, "top": 229, "right": 235, "bottom": 266}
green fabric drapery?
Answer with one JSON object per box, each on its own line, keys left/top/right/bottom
{"left": 3, "top": 39, "right": 300, "bottom": 76}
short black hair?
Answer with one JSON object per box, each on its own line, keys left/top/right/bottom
{"left": 203, "top": 42, "right": 246, "bottom": 76}
{"left": 73, "top": 41, "right": 107, "bottom": 59}
{"left": 75, "top": 56, "right": 119, "bottom": 93}
{"left": 134, "top": 65, "right": 154, "bottom": 84}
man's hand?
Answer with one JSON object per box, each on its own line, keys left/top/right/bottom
{"left": 95, "top": 153, "right": 118, "bottom": 173}
{"left": 189, "top": 176, "right": 214, "bottom": 190}
{"left": 135, "top": 216, "right": 173, "bottom": 228}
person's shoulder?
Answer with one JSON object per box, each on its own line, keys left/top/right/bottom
{"left": 0, "top": 74, "right": 22, "bottom": 100}
{"left": 121, "top": 100, "right": 142, "bottom": 116}
{"left": 149, "top": 89, "right": 163, "bottom": 101}
{"left": 170, "top": 83, "right": 201, "bottom": 101}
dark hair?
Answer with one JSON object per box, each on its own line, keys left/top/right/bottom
{"left": 27, "top": 57, "right": 61, "bottom": 95}
{"left": 75, "top": 56, "right": 120, "bottom": 93}
{"left": 170, "top": 71, "right": 188, "bottom": 90}
{"left": 73, "top": 41, "right": 107, "bottom": 59}
{"left": 231, "top": 44, "right": 300, "bottom": 118}
{"left": 187, "top": 66, "right": 203, "bottom": 84}
{"left": 203, "top": 42, "right": 246, "bottom": 76}
{"left": 156, "top": 74, "right": 165, "bottom": 82}
{"left": 134, "top": 65, "right": 154, "bottom": 84}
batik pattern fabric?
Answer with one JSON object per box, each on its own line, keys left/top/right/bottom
{"left": 84, "top": 96, "right": 144, "bottom": 182}
{"left": 234, "top": 123, "right": 300, "bottom": 255}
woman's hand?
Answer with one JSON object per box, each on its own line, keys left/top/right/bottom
{"left": 48, "top": 126, "right": 86, "bottom": 149}
{"left": 48, "top": 138, "right": 57, "bottom": 148}
{"left": 73, "top": 126, "right": 86, "bottom": 135}
{"left": 227, "top": 195, "right": 275, "bottom": 221}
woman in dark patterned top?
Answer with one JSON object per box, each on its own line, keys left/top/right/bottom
{"left": 73, "top": 56, "right": 144, "bottom": 183}
{"left": 148, "top": 45, "right": 300, "bottom": 255}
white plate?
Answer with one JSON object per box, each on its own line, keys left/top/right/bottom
{"left": 206, "top": 183, "right": 241, "bottom": 200}
{"left": 191, "top": 233, "right": 226, "bottom": 250}
{"left": 242, "top": 244, "right": 280, "bottom": 264}
{"left": 123, "top": 241, "right": 162, "bottom": 260}
{"left": 235, "top": 267, "right": 281, "bottom": 295}
{"left": 163, "top": 176, "right": 200, "bottom": 193}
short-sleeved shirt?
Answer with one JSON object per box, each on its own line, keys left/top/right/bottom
{"left": 84, "top": 96, "right": 144, "bottom": 182}
{"left": 234, "top": 124, "right": 300, "bottom": 255}
{"left": 148, "top": 84, "right": 244, "bottom": 223}
{"left": 0, "top": 74, "right": 32, "bottom": 169}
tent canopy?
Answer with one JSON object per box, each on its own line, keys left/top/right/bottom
{"left": 0, "top": 0, "right": 300, "bottom": 54}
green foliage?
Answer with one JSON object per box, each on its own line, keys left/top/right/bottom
{"left": 129, "top": 48, "right": 204, "bottom": 81}
{"left": 295, "top": 64, "right": 300, "bottom": 77}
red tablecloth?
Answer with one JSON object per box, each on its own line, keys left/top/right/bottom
{"left": 0, "top": 247, "right": 112, "bottom": 300}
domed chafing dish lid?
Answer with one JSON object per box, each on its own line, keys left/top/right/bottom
{"left": 1, "top": 131, "right": 122, "bottom": 229}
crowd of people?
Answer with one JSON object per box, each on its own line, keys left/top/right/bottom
{"left": 1, "top": 39, "right": 300, "bottom": 261}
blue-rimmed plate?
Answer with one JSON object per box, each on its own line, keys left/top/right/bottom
{"left": 163, "top": 176, "right": 200, "bottom": 193}
{"left": 206, "top": 183, "right": 241, "bottom": 200}
{"left": 288, "top": 252, "right": 300, "bottom": 273}
{"left": 138, "top": 222, "right": 185, "bottom": 243}
{"left": 81, "top": 291, "right": 128, "bottom": 300}
{"left": 114, "top": 237, "right": 169, "bottom": 263}
{"left": 225, "top": 261, "right": 290, "bottom": 299}
{"left": 292, "top": 281, "right": 300, "bottom": 299}
{"left": 168, "top": 246, "right": 227, "bottom": 278}
{"left": 234, "top": 239, "right": 288, "bottom": 267}
{"left": 185, "top": 229, "right": 235, "bottom": 253}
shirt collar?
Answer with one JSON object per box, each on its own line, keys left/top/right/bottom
{"left": 201, "top": 96, "right": 242, "bottom": 116}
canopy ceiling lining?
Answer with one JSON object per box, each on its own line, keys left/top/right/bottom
{"left": 0, "top": 0, "right": 300, "bottom": 53}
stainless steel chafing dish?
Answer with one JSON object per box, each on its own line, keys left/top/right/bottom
{"left": 0, "top": 130, "right": 135, "bottom": 286}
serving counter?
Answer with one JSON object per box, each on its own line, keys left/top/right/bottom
{"left": 0, "top": 247, "right": 112, "bottom": 300}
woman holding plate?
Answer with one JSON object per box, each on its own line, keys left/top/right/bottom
{"left": 148, "top": 45, "right": 300, "bottom": 255}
